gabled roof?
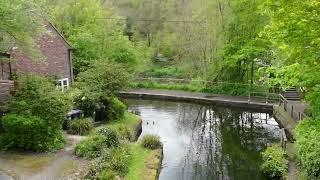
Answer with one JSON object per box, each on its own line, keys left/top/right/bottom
{"left": 48, "top": 22, "right": 73, "bottom": 50}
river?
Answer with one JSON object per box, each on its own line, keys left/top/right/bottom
{"left": 125, "top": 99, "right": 281, "bottom": 180}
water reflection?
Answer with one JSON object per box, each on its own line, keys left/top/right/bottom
{"left": 125, "top": 99, "right": 280, "bottom": 180}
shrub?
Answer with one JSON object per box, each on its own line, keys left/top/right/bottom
{"left": 96, "top": 127, "right": 120, "bottom": 148}
{"left": 98, "top": 146, "right": 130, "bottom": 176}
{"left": 68, "top": 118, "right": 94, "bottom": 136}
{"left": 106, "top": 98, "right": 126, "bottom": 121}
{"left": 296, "top": 119, "right": 320, "bottom": 179}
{"left": 9, "top": 75, "right": 71, "bottom": 128}
{"left": 261, "top": 145, "right": 288, "bottom": 178}
{"left": 0, "top": 75, "right": 71, "bottom": 151}
{"left": 140, "top": 134, "right": 162, "bottom": 150}
{"left": 0, "top": 114, "right": 64, "bottom": 151}
{"left": 75, "top": 61, "right": 129, "bottom": 117}
{"left": 75, "top": 135, "right": 107, "bottom": 158}
{"left": 117, "top": 124, "right": 132, "bottom": 141}
{"left": 97, "top": 170, "right": 117, "bottom": 180}
{"left": 85, "top": 145, "right": 130, "bottom": 178}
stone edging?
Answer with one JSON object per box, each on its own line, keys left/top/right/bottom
{"left": 118, "top": 92, "right": 274, "bottom": 112}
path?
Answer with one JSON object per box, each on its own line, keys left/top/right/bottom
{"left": 119, "top": 89, "right": 275, "bottom": 111}
{"left": 0, "top": 135, "right": 87, "bottom": 180}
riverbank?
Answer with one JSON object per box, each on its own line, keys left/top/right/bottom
{"left": 122, "top": 89, "right": 300, "bottom": 180}
{"left": 125, "top": 144, "right": 163, "bottom": 180}
{"left": 106, "top": 112, "right": 163, "bottom": 180}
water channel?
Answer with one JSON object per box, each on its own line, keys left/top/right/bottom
{"left": 125, "top": 99, "right": 281, "bottom": 180}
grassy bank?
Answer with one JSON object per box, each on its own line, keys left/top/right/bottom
{"left": 126, "top": 143, "right": 163, "bottom": 180}
{"left": 125, "top": 144, "right": 151, "bottom": 180}
{"left": 130, "top": 81, "right": 272, "bottom": 97}
{"left": 76, "top": 112, "right": 163, "bottom": 179}
{"left": 108, "top": 112, "right": 163, "bottom": 180}
{"left": 105, "top": 112, "right": 142, "bottom": 141}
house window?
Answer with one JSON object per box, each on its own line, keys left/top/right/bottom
{"left": 57, "top": 78, "right": 69, "bottom": 91}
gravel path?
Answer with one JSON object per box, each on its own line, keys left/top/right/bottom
{"left": 0, "top": 135, "right": 87, "bottom": 180}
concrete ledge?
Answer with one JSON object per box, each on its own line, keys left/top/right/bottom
{"left": 273, "top": 105, "right": 297, "bottom": 141}
{"left": 131, "top": 118, "right": 142, "bottom": 142}
{"left": 118, "top": 91, "right": 274, "bottom": 112}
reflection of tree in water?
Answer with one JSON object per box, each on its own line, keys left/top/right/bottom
{"left": 176, "top": 104, "right": 280, "bottom": 180}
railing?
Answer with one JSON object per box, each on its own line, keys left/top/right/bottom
{"left": 279, "top": 94, "right": 306, "bottom": 121}
{"left": 133, "top": 77, "right": 280, "bottom": 104}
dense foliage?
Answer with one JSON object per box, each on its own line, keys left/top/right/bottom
{"left": 75, "top": 127, "right": 120, "bottom": 158}
{"left": 261, "top": 145, "right": 288, "bottom": 178}
{"left": 105, "top": 97, "right": 127, "bottom": 121}
{"left": 0, "top": 75, "right": 70, "bottom": 151}
{"left": 140, "top": 134, "right": 162, "bottom": 150}
{"left": 0, "top": 0, "right": 43, "bottom": 55}
{"left": 296, "top": 119, "right": 320, "bottom": 179}
{"left": 49, "top": 0, "right": 151, "bottom": 75}
{"left": 74, "top": 61, "right": 129, "bottom": 118}
{"left": 68, "top": 118, "right": 94, "bottom": 136}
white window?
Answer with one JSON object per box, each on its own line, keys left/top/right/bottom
{"left": 57, "top": 78, "right": 69, "bottom": 91}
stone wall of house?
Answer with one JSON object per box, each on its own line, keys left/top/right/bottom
{"left": 10, "top": 24, "right": 73, "bottom": 81}
{"left": 0, "top": 80, "right": 14, "bottom": 110}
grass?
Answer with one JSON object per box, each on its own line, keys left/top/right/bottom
{"left": 106, "top": 112, "right": 141, "bottom": 141}
{"left": 107, "top": 112, "right": 140, "bottom": 130}
{"left": 125, "top": 144, "right": 152, "bottom": 180}
{"left": 130, "top": 81, "right": 271, "bottom": 97}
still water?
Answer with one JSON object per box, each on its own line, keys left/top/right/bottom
{"left": 125, "top": 99, "right": 281, "bottom": 180}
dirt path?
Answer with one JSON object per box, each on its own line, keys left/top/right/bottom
{"left": 286, "top": 143, "right": 298, "bottom": 180}
{"left": 0, "top": 135, "right": 87, "bottom": 180}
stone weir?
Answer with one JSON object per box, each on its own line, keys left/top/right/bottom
{"left": 118, "top": 89, "right": 275, "bottom": 112}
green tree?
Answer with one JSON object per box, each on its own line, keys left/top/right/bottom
{"left": 0, "top": 0, "right": 43, "bottom": 56}
{"left": 51, "top": 0, "right": 149, "bottom": 75}
{"left": 262, "top": 0, "right": 320, "bottom": 115}
{"left": 74, "top": 61, "right": 129, "bottom": 117}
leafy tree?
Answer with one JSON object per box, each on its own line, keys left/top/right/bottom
{"left": 50, "top": 0, "right": 149, "bottom": 75}
{"left": 0, "top": 0, "right": 43, "bottom": 56}
{"left": 74, "top": 61, "right": 129, "bottom": 117}
{"left": 214, "top": 0, "right": 271, "bottom": 83}
{"left": 262, "top": 0, "right": 320, "bottom": 114}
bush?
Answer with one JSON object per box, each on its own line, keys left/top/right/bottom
{"left": 140, "top": 134, "right": 162, "bottom": 150}
{"left": 75, "top": 135, "right": 107, "bottom": 158}
{"left": 75, "top": 61, "right": 129, "bottom": 117}
{"left": 97, "top": 127, "right": 120, "bottom": 148}
{"left": 0, "top": 75, "right": 70, "bottom": 151}
{"left": 68, "top": 118, "right": 94, "bottom": 136}
{"left": 0, "top": 114, "right": 64, "bottom": 151}
{"left": 106, "top": 98, "right": 126, "bottom": 121}
{"left": 85, "top": 145, "right": 130, "bottom": 179}
{"left": 261, "top": 145, "right": 288, "bottom": 178}
{"left": 97, "top": 146, "right": 130, "bottom": 176}
{"left": 296, "top": 119, "right": 320, "bottom": 179}
{"left": 97, "top": 170, "right": 117, "bottom": 180}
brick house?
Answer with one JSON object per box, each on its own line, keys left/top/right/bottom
{"left": 1, "top": 22, "right": 73, "bottom": 90}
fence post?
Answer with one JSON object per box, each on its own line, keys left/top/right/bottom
{"left": 299, "top": 112, "right": 301, "bottom": 121}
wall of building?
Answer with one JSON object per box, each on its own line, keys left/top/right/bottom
{"left": 10, "top": 24, "right": 72, "bottom": 81}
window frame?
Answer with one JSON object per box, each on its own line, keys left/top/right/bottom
{"left": 57, "top": 78, "right": 69, "bottom": 91}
